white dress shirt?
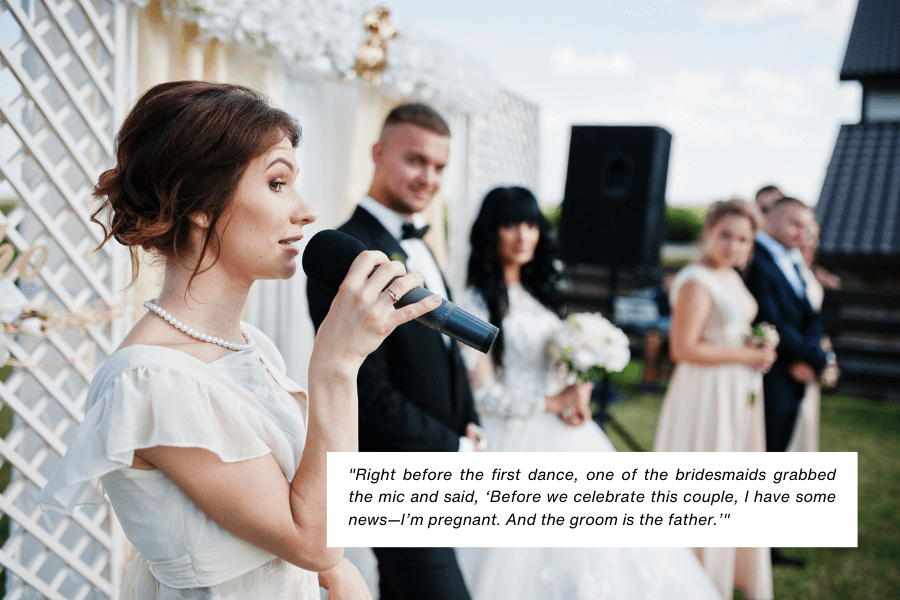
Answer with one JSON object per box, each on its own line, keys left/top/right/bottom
{"left": 357, "top": 197, "right": 474, "bottom": 452}
{"left": 358, "top": 196, "right": 449, "bottom": 302}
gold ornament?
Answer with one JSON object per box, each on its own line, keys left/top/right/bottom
{"left": 354, "top": 6, "right": 397, "bottom": 84}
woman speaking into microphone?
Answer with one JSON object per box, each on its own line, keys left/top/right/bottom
{"left": 37, "top": 81, "right": 439, "bottom": 599}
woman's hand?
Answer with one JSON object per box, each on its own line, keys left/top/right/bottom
{"left": 318, "top": 558, "right": 373, "bottom": 600}
{"left": 313, "top": 251, "right": 441, "bottom": 371}
{"left": 547, "top": 382, "right": 593, "bottom": 427}
{"left": 744, "top": 345, "right": 776, "bottom": 373}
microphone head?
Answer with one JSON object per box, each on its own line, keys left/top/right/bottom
{"left": 302, "top": 229, "right": 367, "bottom": 291}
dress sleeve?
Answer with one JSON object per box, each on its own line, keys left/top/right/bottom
{"left": 37, "top": 361, "right": 279, "bottom": 515}
{"left": 669, "top": 265, "right": 716, "bottom": 310}
{"left": 458, "top": 289, "right": 546, "bottom": 420}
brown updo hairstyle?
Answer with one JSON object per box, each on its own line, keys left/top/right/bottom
{"left": 703, "top": 198, "right": 763, "bottom": 233}
{"left": 92, "top": 81, "right": 301, "bottom": 287}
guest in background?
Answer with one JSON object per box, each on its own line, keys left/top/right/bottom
{"left": 654, "top": 199, "right": 775, "bottom": 600}
{"left": 786, "top": 219, "right": 828, "bottom": 452}
{"left": 306, "top": 103, "right": 479, "bottom": 600}
{"left": 455, "top": 186, "right": 721, "bottom": 600}
{"left": 746, "top": 197, "right": 831, "bottom": 570}
{"left": 756, "top": 183, "right": 841, "bottom": 289}
{"left": 755, "top": 184, "right": 784, "bottom": 213}
{"left": 38, "top": 81, "right": 439, "bottom": 599}
{"left": 804, "top": 220, "right": 842, "bottom": 291}
{"left": 745, "top": 197, "right": 828, "bottom": 453}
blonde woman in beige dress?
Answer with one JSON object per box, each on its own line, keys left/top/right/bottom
{"left": 654, "top": 199, "right": 776, "bottom": 600}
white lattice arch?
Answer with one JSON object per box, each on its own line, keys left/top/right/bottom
{"left": 0, "top": 0, "right": 131, "bottom": 598}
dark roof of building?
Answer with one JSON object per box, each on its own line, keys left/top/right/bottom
{"left": 840, "top": 0, "right": 900, "bottom": 82}
{"left": 816, "top": 122, "right": 900, "bottom": 259}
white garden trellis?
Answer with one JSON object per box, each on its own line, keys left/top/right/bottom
{"left": 0, "top": 2, "right": 540, "bottom": 598}
{"left": 0, "top": 0, "right": 131, "bottom": 598}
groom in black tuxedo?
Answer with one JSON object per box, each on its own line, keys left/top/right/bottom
{"left": 745, "top": 197, "right": 829, "bottom": 453}
{"left": 307, "top": 103, "right": 480, "bottom": 600}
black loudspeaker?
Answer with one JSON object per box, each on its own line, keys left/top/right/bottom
{"left": 559, "top": 125, "right": 671, "bottom": 268}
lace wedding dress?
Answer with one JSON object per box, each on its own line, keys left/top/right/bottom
{"left": 653, "top": 264, "right": 773, "bottom": 600}
{"left": 451, "top": 284, "right": 721, "bottom": 600}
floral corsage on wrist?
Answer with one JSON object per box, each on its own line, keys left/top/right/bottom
{"left": 821, "top": 350, "right": 840, "bottom": 389}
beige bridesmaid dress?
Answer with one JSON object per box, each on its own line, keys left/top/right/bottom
{"left": 654, "top": 264, "right": 773, "bottom": 600}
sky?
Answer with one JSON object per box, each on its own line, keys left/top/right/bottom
{"left": 384, "top": 0, "right": 862, "bottom": 207}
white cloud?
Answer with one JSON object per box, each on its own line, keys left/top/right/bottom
{"left": 741, "top": 67, "right": 808, "bottom": 97}
{"left": 650, "top": 69, "right": 729, "bottom": 107}
{"left": 809, "top": 67, "right": 837, "bottom": 89}
{"left": 689, "top": 0, "right": 856, "bottom": 36}
{"left": 539, "top": 61, "right": 860, "bottom": 206}
{"left": 701, "top": 0, "right": 821, "bottom": 22}
{"left": 551, "top": 44, "right": 634, "bottom": 75}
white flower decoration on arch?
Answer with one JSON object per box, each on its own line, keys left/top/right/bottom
{"left": 122, "top": 0, "right": 496, "bottom": 113}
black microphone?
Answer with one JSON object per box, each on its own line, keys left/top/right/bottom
{"left": 303, "top": 229, "right": 498, "bottom": 354}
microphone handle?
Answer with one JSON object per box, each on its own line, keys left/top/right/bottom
{"left": 389, "top": 278, "right": 498, "bottom": 354}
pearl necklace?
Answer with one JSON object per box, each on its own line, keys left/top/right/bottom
{"left": 143, "top": 299, "right": 254, "bottom": 352}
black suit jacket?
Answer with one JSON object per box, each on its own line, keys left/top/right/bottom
{"left": 306, "top": 206, "right": 478, "bottom": 453}
{"left": 745, "top": 242, "right": 827, "bottom": 402}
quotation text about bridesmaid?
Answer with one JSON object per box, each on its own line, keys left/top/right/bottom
{"left": 326, "top": 452, "right": 857, "bottom": 547}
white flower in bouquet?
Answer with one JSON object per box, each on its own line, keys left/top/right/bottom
{"left": 549, "top": 312, "right": 631, "bottom": 381}
{"left": 0, "top": 279, "right": 28, "bottom": 323}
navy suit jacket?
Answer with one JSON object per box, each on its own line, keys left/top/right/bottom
{"left": 306, "top": 206, "right": 478, "bottom": 453}
{"left": 745, "top": 242, "right": 827, "bottom": 402}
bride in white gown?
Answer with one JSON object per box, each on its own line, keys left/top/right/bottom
{"left": 452, "top": 187, "right": 721, "bottom": 600}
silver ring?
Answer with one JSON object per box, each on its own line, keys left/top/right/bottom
{"left": 384, "top": 288, "right": 400, "bottom": 303}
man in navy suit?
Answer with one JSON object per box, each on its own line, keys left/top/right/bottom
{"left": 745, "top": 197, "right": 830, "bottom": 454}
{"left": 307, "top": 103, "right": 480, "bottom": 600}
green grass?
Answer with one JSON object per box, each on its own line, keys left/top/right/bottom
{"left": 604, "top": 381, "right": 900, "bottom": 600}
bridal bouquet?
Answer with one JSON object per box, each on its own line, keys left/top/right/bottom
{"left": 548, "top": 312, "right": 631, "bottom": 382}
{"left": 746, "top": 322, "right": 779, "bottom": 405}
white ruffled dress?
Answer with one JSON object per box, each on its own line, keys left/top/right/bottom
{"left": 37, "top": 324, "right": 321, "bottom": 599}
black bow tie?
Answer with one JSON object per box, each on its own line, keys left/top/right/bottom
{"left": 401, "top": 222, "right": 430, "bottom": 240}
